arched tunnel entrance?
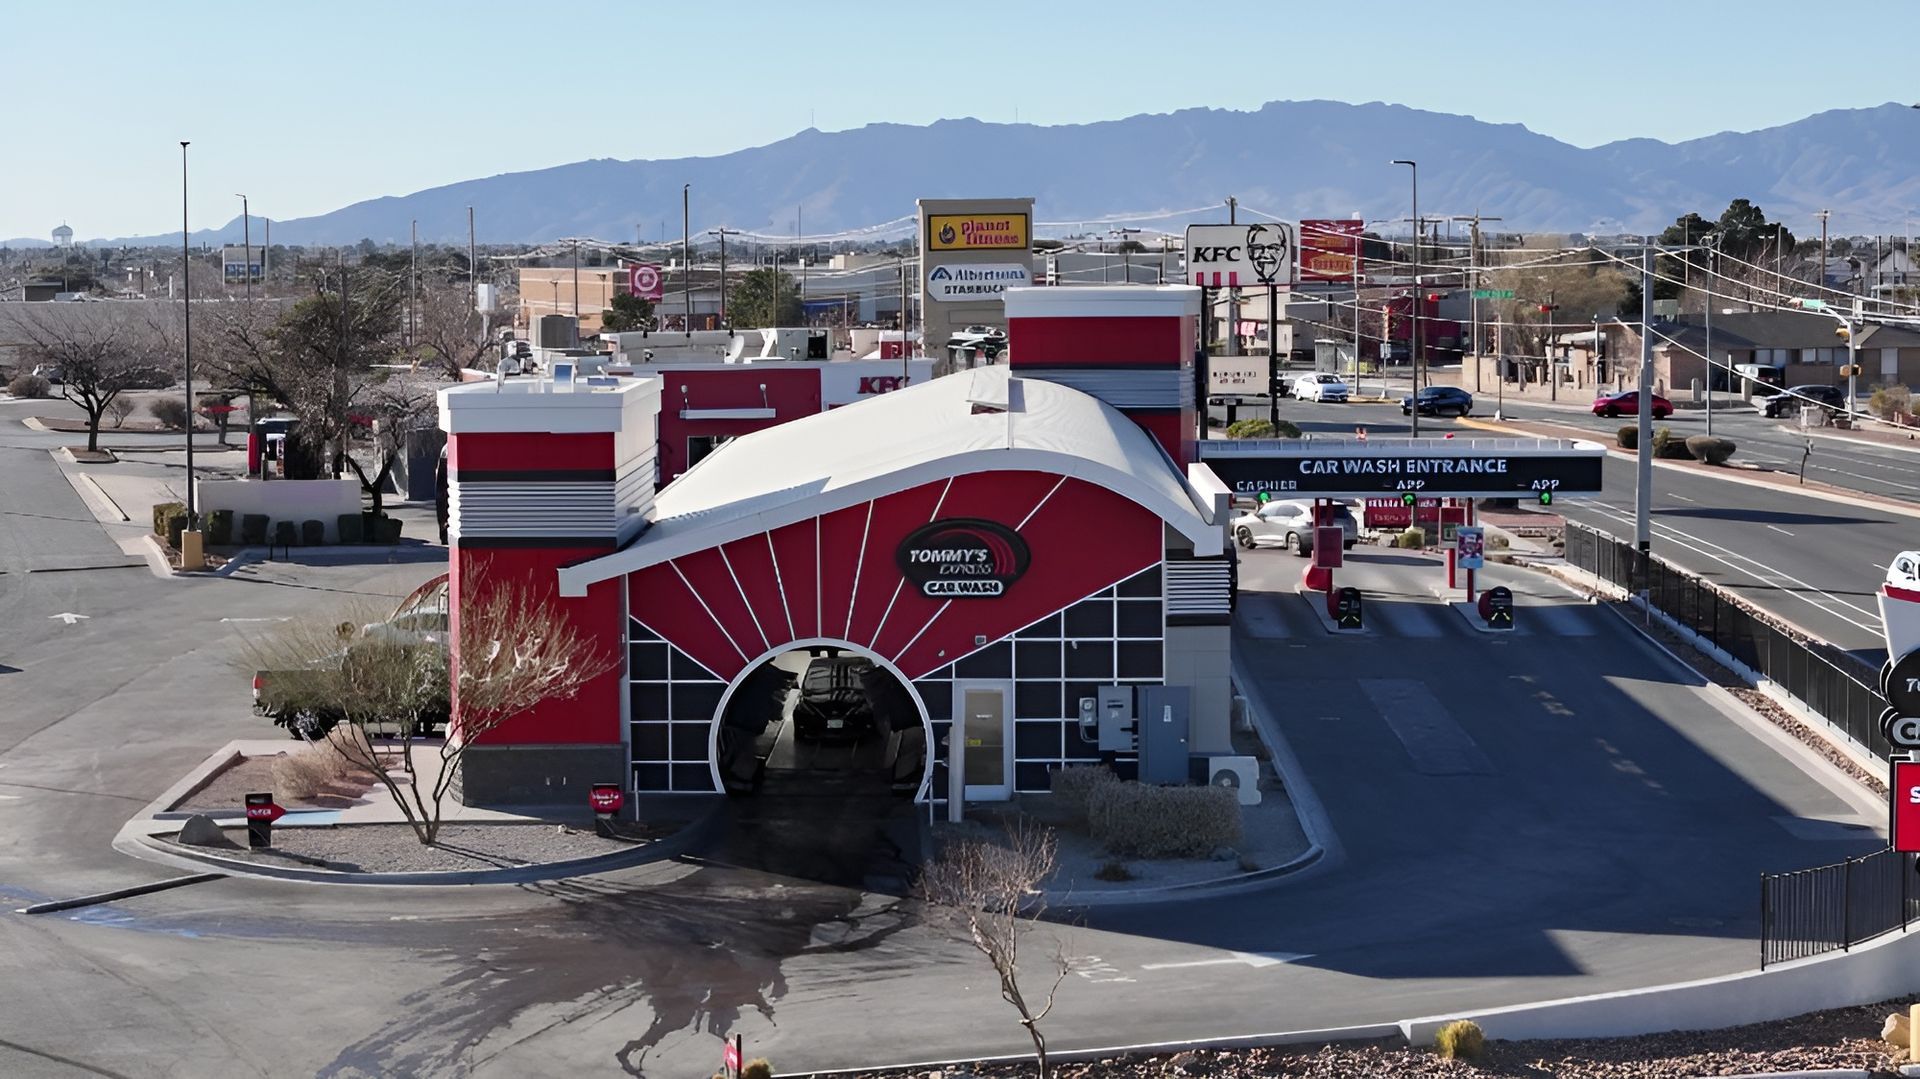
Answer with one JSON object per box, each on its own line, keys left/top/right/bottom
{"left": 705, "top": 641, "right": 931, "bottom": 892}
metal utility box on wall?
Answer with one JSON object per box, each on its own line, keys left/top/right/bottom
{"left": 1135, "top": 685, "right": 1191, "bottom": 785}
{"left": 1095, "top": 686, "right": 1136, "bottom": 752}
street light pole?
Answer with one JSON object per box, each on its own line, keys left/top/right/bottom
{"left": 181, "top": 142, "right": 196, "bottom": 530}
{"left": 681, "top": 184, "right": 692, "bottom": 336}
{"left": 709, "top": 228, "right": 740, "bottom": 325}
{"left": 236, "top": 193, "right": 250, "bottom": 302}
{"left": 1391, "top": 160, "right": 1419, "bottom": 435}
{"left": 1635, "top": 245, "right": 1655, "bottom": 557}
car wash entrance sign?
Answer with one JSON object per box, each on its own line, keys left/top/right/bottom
{"left": 898, "top": 519, "right": 1031, "bottom": 598}
{"left": 1199, "top": 437, "right": 1606, "bottom": 499}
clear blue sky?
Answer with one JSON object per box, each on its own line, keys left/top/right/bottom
{"left": 7, "top": 0, "right": 1916, "bottom": 242}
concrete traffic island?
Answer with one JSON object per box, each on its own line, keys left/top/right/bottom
{"left": 114, "top": 739, "right": 723, "bottom": 885}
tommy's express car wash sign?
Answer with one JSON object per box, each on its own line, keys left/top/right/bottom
{"left": 897, "top": 519, "right": 1031, "bottom": 597}
{"left": 927, "top": 214, "right": 1030, "bottom": 252}
{"left": 1204, "top": 451, "right": 1604, "bottom": 497}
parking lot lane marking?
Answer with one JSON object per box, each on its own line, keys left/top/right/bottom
{"left": 1670, "top": 493, "right": 1697, "bottom": 502}
{"left": 1140, "top": 952, "right": 1313, "bottom": 971}
{"left": 1766, "top": 525, "right": 1796, "bottom": 536}
{"left": 1360, "top": 678, "right": 1495, "bottom": 776}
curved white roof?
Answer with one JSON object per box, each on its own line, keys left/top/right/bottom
{"left": 557, "top": 365, "right": 1219, "bottom": 595}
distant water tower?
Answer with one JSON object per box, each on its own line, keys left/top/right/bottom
{"left": 52, "top": 223, "right": 73, "bottom": 247}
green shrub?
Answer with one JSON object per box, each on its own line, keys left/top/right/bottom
{"left": 336, "top": 513, "right": 365, "bottom": 545}
{"left": 1396, "top": 527, "right": 1426, "bottom": 549}
{"left": 1225, "top": 418, "right": 1275, "bottom": 439}
{"left": 300, "top": 519, "right": 325, "bottom": 546}
{"left": 375, "top": 516, "right": 403, "bottom": 544}
{"left": 272, "top": 520, "right": 298, "bottom": 547}
{"left": 1434, "top": 1019, "right": 1486, "bottom": 1061}
{"left": 1050, "top": 764, "right": 1120, "bottom": 825}
{"left": 149, "top": 396, "right": 191, "bottom": 430}
{"left": 163, "top": 510, "right": 188, "bottom": 551}
{"left": 1684, "top": 435, "right": 1737, "bottom": 466}
{"left": 1093, "top": 861, "right": 1135, "bottom": 882}
{"left": 205, "top": 509, "right": 233, "bottom": 546}
{"left": 740, "top": 1059, "right": 774, "bottom": 1079}
{"left": 240, "top": 513, "right": 269, "bottom": 545}
{"left": 1085, "top": 781, "right": 1241, "bottom": 859}
{"left": 8, "top": 374, "right": 51, "bottom": 399}
{"left": 1651, "top": 426, "right": 1690, "bottom": 459}
{"left": 151, "top": 500, "right": 186, "bottom": 537}
{"left": 1870, "top": 383, "right": 1911, "bottom": 419}
{"left": 1615, "top": 425, "right": 1638, "bottom": 450}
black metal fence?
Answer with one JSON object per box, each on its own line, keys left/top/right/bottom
{"left": 1761, "top": 847, "right": 1918, "bottom": 968}
{"left": 1564, "top": 523, "right": 1892, "bottom": 761}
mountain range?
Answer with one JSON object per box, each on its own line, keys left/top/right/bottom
{"left": 34, "top": 100, "right": 1920, "bottom": 248}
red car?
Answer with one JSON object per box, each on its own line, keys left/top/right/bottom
{"left": 1592, "top": 390, "right": 1672, "bottom": 419}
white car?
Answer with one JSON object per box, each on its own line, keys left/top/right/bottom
{"left": 1292, "top": 373, "right": 1349, "bottom": 402}
{"left": 360, "top": 610, "right": 449, "bottom": 647}
{"left": 1231, "top": 499, "right": 1359, "bottom": 556}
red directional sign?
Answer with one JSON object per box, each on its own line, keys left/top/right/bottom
{"left": 245, "top": 800, "right": 286, "bottom": 823}
{"left": 589, "top": 783, "right": 624, "bottom": 815}
{"left": 1893, "top": 760, "right": 1920, "bottom": 853}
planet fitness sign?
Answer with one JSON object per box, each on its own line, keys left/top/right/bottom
{"left": 897, "top": 519, "right": 1030, "bottom": 598}
{"left": 927, "top": 213, "right": 1030, "bottom": 251}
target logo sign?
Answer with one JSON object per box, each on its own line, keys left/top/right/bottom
{"left": 627, "top": 263, "right": 663, "bottom": 302}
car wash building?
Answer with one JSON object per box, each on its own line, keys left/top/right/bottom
{"left": 440, "top": 285, "right": 1236, "bottom": 816}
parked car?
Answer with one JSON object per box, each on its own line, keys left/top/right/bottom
{"left": 1231, "top": 499, "right": 1359, "bottom": 556}
{"left": 31, "top": 365, "right": 61, "bottom": 385}
{"left": 792, "top": 654, "right": 877, "bottom": 740}
{"left": 361, "top": 609, "right": 449, "bottom": 647}
{"left": 1592, "top": 390, "right": 1672, "bottom": 418}
{"left": 1291, "top": 373, "right": 1350, "bottom": 402}
{"left": 1401, "top": 386, "right": 1474, "bottom": 417}
{"left": 1762, "top": 385, "right": 1846, "bottom": 419}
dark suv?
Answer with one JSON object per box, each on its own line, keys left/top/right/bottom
{"left": 1763, "top": 385, "right": 1847, "bottom": 418}
{"left": 792, "top": 655, "right": 877, "bottom": 741}
{"left": 1401, "top": 386, "right": 1474, "bottom": 417}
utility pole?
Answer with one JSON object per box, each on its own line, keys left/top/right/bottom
{"left": 409, "top": 219, "right": 419, "bottom": 347}
{"left": 1817, "top": 209, "right": 1830, "bottom": 295}
{"left": 1391, "top": 160, "right": 1419, "bottom": 434}
{"left": 1704, "top": 234, "right": 1715, "bottom": 437}
{"left": 1635, "top": 245, "right": 1655, "bottom": 559}
{"left": 180, "top": 142, "right": 196, "bottom": 530}
{"left": 1456, "top": 212, "right": 1502, "bottom": 396}
{"left": 468, "top": 206, "right": 477, "bottom": 315}
{"left": 237, "top": 193, "right": 250, "bottom": 302}
{"left": 1225, "top": 197, "right": 1239, "bottom": 357}
{"left": 709, "top": 227, "right": 740, "bottom": 325}
{"left": 682, "top": 184, "right": 692, "bottom": 336}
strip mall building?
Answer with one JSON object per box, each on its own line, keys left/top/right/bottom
{"left": 440, "top": 286, "right": 1239, "bottom": 813}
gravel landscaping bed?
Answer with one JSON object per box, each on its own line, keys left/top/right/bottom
{"left": 161, "top": 821, "right": 667, "bottom": 873}
{"left": 817, "top": 999, "right": 1911, "bottom": 1078}
{"left": 171, "top": 752, "right": 379, "bottom": 812}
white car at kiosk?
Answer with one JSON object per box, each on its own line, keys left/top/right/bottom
{"left": 1231, "top": 499, "right": 1359, "bottom": 555}
{"left": 1291, "top": 373, "right": 1350, "bottom": 402}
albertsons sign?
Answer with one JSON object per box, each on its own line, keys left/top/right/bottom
{"left": 927, "top": 263, "right": 1030, "bottom": 302}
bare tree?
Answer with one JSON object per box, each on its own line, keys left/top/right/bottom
{"left": 918, "top": 823, "right": 1074, "bottom": 1078}
{"left": 0, "top": 304, "right": 175, "bottom": 452}
{"left": 241, "top": 567, "right": 614, "bottom": 844}
{"left": 411, "top": 283, "right": 502, "bottom": 380}
{"left": 342, "top": 371, "right": 440, "bottom": 518}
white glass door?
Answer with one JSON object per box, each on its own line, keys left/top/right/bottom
{"left": 953, "top": 682, "right": 1013, "bottom": 804}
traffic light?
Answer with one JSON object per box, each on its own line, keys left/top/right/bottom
{"left": 1257, "top": 491, "right": 1271, "bottom": 504}
{"left": 1835, "top": 325, "right": 1852, "bottom": 341}
{"left": 1539, "top": 490, "right": 1554, "bottom": 506}
{"left": 1425, "top": 292, "right": 1444, "bottom": 303}
{"left": 1537, "top": 304, "right": 1556, "bottom": 315}
{"left": 1401, "top": 492, "right": 1417, "bottom": 507}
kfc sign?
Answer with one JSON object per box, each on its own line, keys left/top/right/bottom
{"left": 1186, "top": 223, "right": 1296, "bottom": 288}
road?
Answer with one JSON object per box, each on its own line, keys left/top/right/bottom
{"left": 1219, "top": 397, "right": 1915, "bottom": 661}
{"left": 0, "top": 422, "right": 1884, "bottom": 1079}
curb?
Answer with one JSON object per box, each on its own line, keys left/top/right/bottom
{"left": 1232, "top": 647, "right": 1341, "bottom": 872}
{"left": 78, "top": 472, "right": 130, "bottom": 521}
{"left": 115, "top": 802, "right": 728, "bottom": 887}
{"left": 17, "top": 872, "right": 225, "bottom": 915}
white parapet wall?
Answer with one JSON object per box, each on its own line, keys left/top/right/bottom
{"left": 1401, "top": 921, "right": 1920, "bottom": 1045}
{"left": 195, "top": 478, "right": 361, "bottom": 542}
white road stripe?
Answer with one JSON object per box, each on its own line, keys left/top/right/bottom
{"left": 1766, "top": 525, "right": 1795, "bottom": 536}
{"left": 1140, "top": 951, "right": 1313, "bottom": 971}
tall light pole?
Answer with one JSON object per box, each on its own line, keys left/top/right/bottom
{"left": 181, "top": 142, "right": 197, "bottom": 531}
{"left": 236, "top": 193, "right": 250, "bottom": 302}
{"left": 1391, "top": 160, "right": 1420, "bottom": 435}
{"left": 682, "top": 184, "right": 693, "bottom": 335}
{"left": 1635, "top": 245, "right": 1655, "bottom": 558}
{"left": 709, "top": 227, "right": 740, "bottom": 325}
{"left": 1817, "top": 209, "right": 1830, "bottom": 294}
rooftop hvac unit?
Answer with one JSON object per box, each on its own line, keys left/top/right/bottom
{"left": 1208, "top": 755, "right": 1261, "bottom": 806}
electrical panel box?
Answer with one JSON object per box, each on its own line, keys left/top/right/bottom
{"left": 1095, "top": 686, "right": 1135, "bottom": 752}
{"left": 1135, "top": 685, "right": 1191, "bottom": 785}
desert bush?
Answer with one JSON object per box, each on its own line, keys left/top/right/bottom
{"left": 1684, "top": 435, "right": 1737, "bottom": 466}
{"left": 7, "top": 374, "right": 51, "bottom": 399}
{"left": 1435, "top": 1019, "right": 1486, "bottom": 1061}
{"left": 1870, "top": 384, "right": 1912, "bottom": 420}
{"left": 272, "top": 739, "right": 357, "bottom": 801}
{"left": 162, "top": 510, "right": 188, "bottom": 550}
{"left": 1651, "top": 426, "right": 1690, "bottom": 459}
{"left": 151, "top": 500, "right": 186, "bottom": 537}
{"left": 205, "top": 509, "right": 234, "bottom": 545}
{"left": 103, "top": 396, "right": 137, "bottom": 427}
{"left": 1086, "top": 781, "right": 1241, "bottom": 859}
{"left": 1093, "top": 861, "right": 1134, "bottom": 882}
{"left": 1049, "top": 764, "right": 1120, "bottom": 825}
{"left": 1615, "top": 425, "right": 1637, "bottom": 450}
{"left": 1226, "top": 418, "right": 1274, "bottom": 438}
{"left": 740, "top": 1059, "right": 774, "bottom": 1079}
{"left": 149, "top": 396, "right": 191, "bottom": 430}
{"left": 1487, "top": 533, "right": 1510, "bottom": 550}
{"left": 1396, "top": 527, "right": 1426, "bottom": 549}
